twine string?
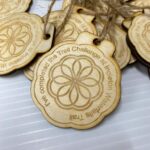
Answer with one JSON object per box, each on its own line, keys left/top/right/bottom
{"left": 44, "top": 0, "right": 56, "bottom": 39}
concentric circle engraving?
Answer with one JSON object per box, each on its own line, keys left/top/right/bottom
{"left": 0, "top": 13, "right": 53, "bottom": 74}
{"left": 0, "top": 22, "right": 32, "bottom": 60}
{"left": 48, "top": 55, "right": 104, "bottom": 110}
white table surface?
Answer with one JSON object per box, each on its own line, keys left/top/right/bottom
{"left": 0, "top": 0, "right": 150, "bottom": 150}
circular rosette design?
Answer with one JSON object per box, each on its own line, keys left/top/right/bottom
{"left": 0, "top": 22, "right": 32, "bottom": 60}
{"left": 0, "top": 0, "right": 20, "bottom": 14}
{"left": 48, "top": 55, "right": 104, "bottom": 110}
{"left": 56, "top": 22, "right": 81, "bottom": 43}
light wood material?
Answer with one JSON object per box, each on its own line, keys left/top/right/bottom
{"left": 24, "top": 6, "right": 96, "bottom": 80}
{"left": 129, "top": 14, "right": 150, "bottom": 63}
{"left": 122, "top": 19, "right": 137, "bottom": 64}
{"left": 110, "top": 25, "right": 131, "bottom": 69}
{"left": 130, "top": 0, "right": 150, "bottom": 7}
{"left": 62, "top": 0, "right": 71, "bottom": 10}
{"left": 144, "top": 9, "right": 150, "bottom": 15}
{"left": 0, "top": 0, "right": 32, "bottom": 19}
{"left": 0, "top": 13, "right": 54, "bottom": 75}
{"left": 31, "top": 32, "right": 121, "bottom": 130}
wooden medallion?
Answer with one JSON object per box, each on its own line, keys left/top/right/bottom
{"left": 0, "top": 0, "right": 32, "bottom": 19}
{"left": 0, "top": 13, "right": 54, "bottom": 75}
{"left": 24, "top": 7, "right": 96, "bottom": 80}
{"left": 110, "top": 25, "right": 131, "bottom": 69}
{"left": 93, "top": 20, "right": 130, "bottom": 69}
{"left": 31, "top": 32, "right": 121, "bottom": 129}
{"left": 128, "top": 14, "right": 150, "bottom": 63}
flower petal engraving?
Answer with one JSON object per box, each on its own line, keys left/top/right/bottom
{"left": 48, "top": 55, "right": 104, "bottom": 110}
{"left": 69, "top": 85, "right": 79, "bottom": 105}
{"left": 72, "top": 59, "right": 82, "bottom": 77}
{"left": 0, "top": 22, "right": 32, "bottom": 60}
{"left": 53, "top": 75, "right": 71, "bottom": 85}
{"left": 9, "top": 44, "right": 16, "bottom": 55}
{"left": 81, "top": 77, "right": 99, "bottom": 87}
{"left": 57, "top": 84, "right": 71, "bottom": 97}
{"left": 61, "top": 64, "right": 73, "bottom": 78}
{"left": 80, "top": 66, "right": 93, "bottom": 79}
{"left": 78, "top": 84, "right": 91, "bottom": 99}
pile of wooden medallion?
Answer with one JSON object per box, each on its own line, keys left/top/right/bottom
{"left": 1, "top": 0, "right": 150, "bottom": 130}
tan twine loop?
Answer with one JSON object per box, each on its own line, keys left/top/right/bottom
{"left": 44, "top": 0, "right": 75, "bottom": 39}
{"left": 74, "top": 0, "right": 150, "bottom": 42}
{"left": 55, "top": 0, "right": 75, "bottom": 37}
{"left": 44, "top": 0, "right": 56, "bottom": 39}
{"left": 44, "top": 0, "right": 150, "bottom": 43}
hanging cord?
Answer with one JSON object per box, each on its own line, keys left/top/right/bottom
{"left": 55, "top": 0, "right": 75, "bottom": 37}
{"left": 43, "top": 0, "right": 74, "bottom": 38}
{"left": 98, "top": 9, "right": 116, "bottom": 42}
{"left": 75, "top": 0, "right": 150, "bottom": 42}
{"left": 44, "top": 0, "right": 56, "bottom": 39}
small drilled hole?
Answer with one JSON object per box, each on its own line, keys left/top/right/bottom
{"left": 93, "top": 38, "right": 101, "bottom": 45}
{"left": 77, "top": 8, "right": 83, "bottom": 14}
{"left": 92, "top": 18, "right": 96, "bottom": 25}
{"left": 44, "top": 34, "right": 51, "bottom": 40}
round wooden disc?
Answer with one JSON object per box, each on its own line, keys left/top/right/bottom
{"left": 31, "top": 32, "right": 121, "bottom": 129}
{"left": 24, "top": 8, "right": 96, "bottom": 80}
{"left": 128, "top": 14, "right": 150, "bottom": 63}
{"left": 0, "top": 0, "right": 32, "bottom": 19}
{"left": 0, "top": 13, "right": 54, "bottom": 75}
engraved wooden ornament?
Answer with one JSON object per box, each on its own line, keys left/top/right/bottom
{"left": 0, "top": 13, "right": 54, "bottom": 75}
{"left": 0, "top": 0, "right": 32, "bottom": 19}
{"left": 31, "top": 32, "right": 121, "bottom": 129}
{"left": 128, "top": 14, "right": 150, "bottom": 64}
{"left": 24, "top": 7, "right": 96, "bottom": 80}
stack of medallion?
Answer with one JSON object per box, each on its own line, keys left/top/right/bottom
{"left": 1, "top": 0, "right": 150, "bottom": 130}
{"left": 29, "top": 1, "right": 121, "bottom": 129}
